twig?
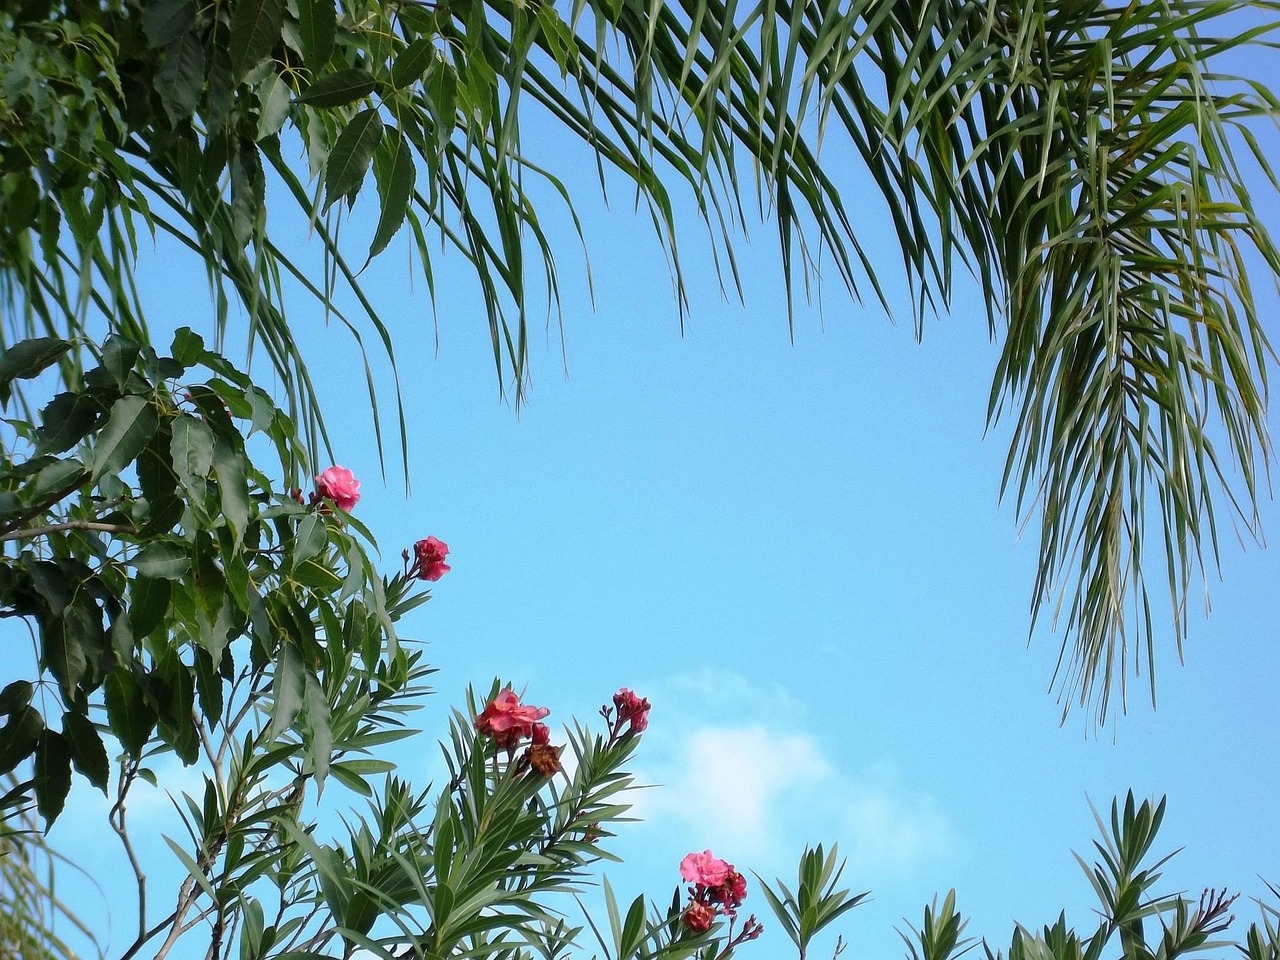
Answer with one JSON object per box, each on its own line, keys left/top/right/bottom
{"left": 0, "top": 472, "right": 90, "bottom": 536}
{"left": 0, "top": 519, "right": 135, "bottom": 542}
{"left": 110, "top": 760, "right": 148, "bottom": 950}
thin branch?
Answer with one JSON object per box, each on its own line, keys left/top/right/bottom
{"left": 0, "top": 520, "right": 134, "bottom": 543}
{"left": 0, "top": 473, "right": 90, "bottom": 536}
{"left": 109, "top": 760, "right": 147, "bottom": 952}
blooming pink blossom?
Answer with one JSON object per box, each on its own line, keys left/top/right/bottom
{"left": 612, "top": 688, "right": 651, "bottom": 733}
{"left": 474, "top": 689, "right": 550, "bottom": 749}
{"left": 531, "top": 722, "right": 550, "bottom": 745}
{"left": 411, "top": 536, "right": 451, "bottom": 581}
{"left": 315, "top": 465, "right": 361, "bottom": 512}
{"left": 679, "top": 850, "right": 731, "bottom": 887}
{"left": 708, "top": 869, "right": 748, "bottom": 913}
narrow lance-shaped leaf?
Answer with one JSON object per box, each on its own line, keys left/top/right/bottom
{"left": 323, "top": 109, "right": 384, "bottom": 211}
{"left": 368, "top": 131, "right": 417, "bottom": 260}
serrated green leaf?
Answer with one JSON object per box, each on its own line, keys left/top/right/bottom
{"left": 256, "top": 71, "right": 292, "bottom": 140}
{"left": 391, "top": 38, "right": 434, "bottom": 89}
{"left": 157, "top": 30, "right": 206, "bottom": 124}
{"left": 62, "top": 711, "right": 109, "bottom": 793}
{"left": 323, "top": 109, "right": 383, "bottom": 211}
{"left": 369, "top": 132, "right": 416, "bottom": 260}
{"left": 92, "top": 395, "right": 158, "bottom": 480}
{"left": 229, "top": 0, "right": 285, "bottom": 79}
{"left": 296, "top": 0, "right": 335, "bottom": 68}
{"left": 297, "top": 69, "right": 376, "bottom": 107}
{"left": 143, "top": 0, "right": 195, "bottom": 47}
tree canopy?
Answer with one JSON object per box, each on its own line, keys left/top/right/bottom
{"left": 2, "top": 0, "right": 1278, "bottom": 716}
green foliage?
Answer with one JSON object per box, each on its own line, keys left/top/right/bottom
{"left": 0, "top": 329, "right": 403, "bottom": 826}
{"left": 3, "top": 0, "right": 1277, "bottom": 718}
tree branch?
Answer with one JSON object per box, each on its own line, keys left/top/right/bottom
{"left": 0, "top": 520, "right": 134, "bottom": 543}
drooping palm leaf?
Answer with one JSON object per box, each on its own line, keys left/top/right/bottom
{"left": 1, "top": 0, "right": 1276, "bottom": 718}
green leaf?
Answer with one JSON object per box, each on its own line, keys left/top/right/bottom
{"left": 157, "top": 30, "right": 206, "bottom": 124}
{"left": 28, "top": 457, "right": 86, "bottom": 502}
{"left": 391, "top": 39, "right": 434, "bottom": 89}
{"left": 296, "top": 0, "right": 335, "bottom": 68}
{"left": 62, "top": 711, "right": 109, "bottom": 793}
{"left": 268, "top": 642, "right": 304, "bottom": 740}
{"left": 101, "top": 335, "right": 141, "bottom": 390}
{"left": 0, "top": 337, "right": 70, "bottom": 404}
{"left": 292, "top": 559, "right": 342, "bottom": 591}
{"left": 0, "top": 681, "right": 33, "bottom": 715}
{"left": 322, "top": 109, "right": 383, "bottom": 211}
{"left": 213, "top": 439, "right": 252, "bottom": 548}
{"left": 143, "top": 0, "right": 195, "bottom": 47}
{"left": 36, "top": 392, "right": 104, "bottom": 456}
{"left": 297, "top": 69, "right": 376, "bottom": 107}
{"left": 256, "top": 71, "right": 292, "bottom": 140}
{"left": 170, "top": 413, "right": 215, "bottom": 509}
{"left": 369, "top": 132, "right": 416, "bottom": 260}
{"left": 130, "top": 576, "right": 172, "bottom": 638}
{"left": 130, "top": 541, "right": 191, "bottom": 579}
{"left": 164, "top": 836, "right": 219, "bottom": 901}
{"left": 91, "top": 395, "right": 158, "bottom": 480}
{"left": 0, "top": 705, "right": 43, "bottom": 775}
{"left": 292, "top": 515, "right": 326, "bottom": 567}
{"left": 170, "top": 327, "right": 206, "bottom": 367}
{"left": 34, "top": 730, "right": 72, "bottom": 825}
{"left": 229, "top": 0, "right": 285, "bottom": 79}
{"left": 194, "top": 649, "right": 224, "bottom": 724}
{"left": 105, "top": 671, "right": 157, "bottom": 758}
{"left": 137, "top": 426, "right": 184, "bottom": 536}
{"left": 43, "top": 614, "right": 88, "bottom": 698}
{"left": 303, "top": 669, "right": 331, "bottom": 789}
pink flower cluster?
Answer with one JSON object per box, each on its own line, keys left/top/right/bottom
{"left": 678, "top": 849, "right": 756, "bottom": 936}
{"left": 474, "top": 689, "right": 550, "bottom": 750}
{"left": 410, "top": 536, "right": 451, "bottom": 581}
{"left": 474, "top": 689, "right": 561, "bottom": 775}
{"left": 612, "top": 688, "right": 651, "bottom": 734}
{"left": 314, "top": 465, "right": 361, "bottom": 512}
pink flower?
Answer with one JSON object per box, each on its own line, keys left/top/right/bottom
{"left": 315, "top": 465, "right": 360, "bottom": 512}
{"left": 531, "top": 722, "right": 550, "bottom": 745}
{"left": 680, "top": 850, "right": 731, "bottom": 887}
{"left": 474, "top": 689, "right": 550, "bottom": 749}
{"left": 682, "top": 901, "right": 714, "bottom": 933}
{"left": 411, "top": 536, "right": 451, "bottom": 581}
{"left": 612, "top": 688, "right": 651, "bottom": 733}
{"left": 708, "top": 870, "right": 748, "bottom": 912}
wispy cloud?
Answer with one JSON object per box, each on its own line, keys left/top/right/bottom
{"left": 628, "top": 672, "right": 954, "bottom": 882}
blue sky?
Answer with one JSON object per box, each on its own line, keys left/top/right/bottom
{"left": 14, "top": 41, "right": 1280, "bottom": 960}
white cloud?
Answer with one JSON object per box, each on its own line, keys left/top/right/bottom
{"left": 628, "top": 673, "right": 954, "bottom": 882}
